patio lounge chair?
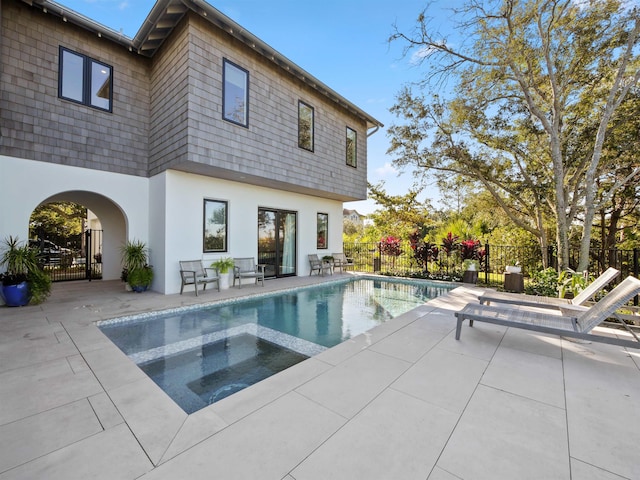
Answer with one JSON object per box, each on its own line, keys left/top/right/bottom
{"left": 233, "top": 257, "right": 265, "bottom": 288}
{"left": 331, "top": 252, "right": 354, "bottom": 273}
{"left": 308, "top": 254, "right": 332, "bottom": 276}
{"left": 455, "top": 275, "right": 640, "bottom": 348}
{"left": 179, "top": 260, "right": 220, "bottom": 296}
{"left": 478, "top": 267, "right": 620, "bottom": 309}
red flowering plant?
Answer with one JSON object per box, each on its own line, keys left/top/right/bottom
{"left": 460, "top": 239, "right": 480, "bottom": 261}
{"left": 441, "top": 232, "right": 459, "bottom": 256}
{"left": 409, "top": 229, "right": 438, "bottom": 273}
{"left": 378, "top": 236, "right": 402, "bottom": 257}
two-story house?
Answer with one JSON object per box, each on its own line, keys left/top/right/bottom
{"left": 0, "top": 0, "right": 382, "bottom": 294}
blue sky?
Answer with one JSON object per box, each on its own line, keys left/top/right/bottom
{"left": 59, "top": 0, "right": 451, "bottom": 214}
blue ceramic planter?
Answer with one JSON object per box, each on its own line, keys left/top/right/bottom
{"left": 2, "top": 281, "right": 30, "bottom": 307}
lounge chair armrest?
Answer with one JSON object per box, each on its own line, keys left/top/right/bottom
{"left": 257, "top": 264, "right": 266, "bottom": 273}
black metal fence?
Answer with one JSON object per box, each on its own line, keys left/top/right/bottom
{"left": 343, "top": 241, "right": 640, "bottom": 284}
{"left": 38, "top": 229, "right": 103, "bottom": 282}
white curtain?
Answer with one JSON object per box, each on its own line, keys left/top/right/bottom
{"left": 281, "top": 213, "right": 296, "bottom": 275}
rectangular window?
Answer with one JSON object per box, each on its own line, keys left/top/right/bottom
{"left": 317, "top": 213, "right": 328, "bottom": 249}
{"left": 346, "top": 127, "right": 357, "bottom": 167}
{"left": 59, "top": 46, "right": 112, "bottom": 112}
{"left": 223, "top": 59, "right": 249, "bottom": 127}
{"left": 298, "top": 101, "right": 314, "bottom": 151}
{"left": 204, "top": 199, "right": 228, "bottom": 252}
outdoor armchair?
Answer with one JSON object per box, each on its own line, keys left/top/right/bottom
{"left": 308, "top": 254, "right": 332, "bottom": 276}
{"left": 331, "top": 252, "right": 354, "bottom": 273}
{"left": 233, "top": 257, "right": 265, "bottom": 288}
{"left": 179, "top": 260, "right": 220, "bottom": 296}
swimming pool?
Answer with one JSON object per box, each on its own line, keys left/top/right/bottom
{"left": 98, "top": 277, "right": 453, "bottom": 413}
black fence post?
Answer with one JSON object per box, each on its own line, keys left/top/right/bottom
{"left": 634, "top": 248, "right": 639, "bottom": 306}
{"left": 85, "top": 229, "right": 92, "bottom": 282}
{"left": 484, "top": 242, "right": 490, "bottom": 284}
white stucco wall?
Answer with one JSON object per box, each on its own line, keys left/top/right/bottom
{"left": 0, "top": 155, "right": 149, "bottom": 281}
{"left": 0, "top": 156, "right": 345, "bottom": 295}
{"left": 156, "top": 170, "right": 344, "bottom": 294}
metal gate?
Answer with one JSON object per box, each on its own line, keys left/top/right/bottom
{"left": 43, "top": 229, "right": 103, "bottom": 282}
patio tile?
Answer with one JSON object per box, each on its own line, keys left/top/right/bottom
{"left": 391, "top": 346, "right": 488, "bottom": 415}
{"left": 436, "top": 384, "right": 569, "bottom": 479}
{"left": 108, "top": 376, "right": 187, "bottom": 465}
{"left": 437, "top": 320, "right": 505, "bottom": 361}
{"left": 140, "top": 392, "right": 345, "bottom": 479}
{"left": 88, "top": 392, "right": 124, "bottom": 429}
{"left": 0, "top": 399, "right": 102, "bottom": 474}
{"left": 368, "top": 315, "right": 449, "bottom": 363}
{"left": 427, "top": 467, "right": 463, "bottom": 480}
{"left": 291, "top": 388, "right": 458, "bottom": 480}
{"left": 159, "top": 407, "right": 229, "bottom": 463}
{"left": 413, "top": 310, "right": 459, "bottom": 335}
{"left": 81, "top": 342, "right": 146, "bottom": 392}
{"left": 0, "top": 358, "right": 102, "bottom": 425}
{"left": 570, "top": 458, "right": 629, "bottom": 479}
{"left": 0, "top": 338, "right": 79, "bottom": 374}
{"left": 563, "top": 344, "right": 640, "bottom": 479}
{"left": 499, "top": 327, "right": 563, "bottom": 359}
{"left": 64, "top": 323, "right": 121, "bottom": 353}
{"left": 295, "top": 349, "right": 412, "bottom": 418}
{"left": 480, "top": 345, "right": 565, "bottom": 408}
{"left": 0, "top": 423, "right": 153, "bottom": 480}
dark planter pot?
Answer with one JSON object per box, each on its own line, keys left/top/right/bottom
{"left": 1, "top": 281, "right": 30, "bottom": 307}
{"left": 131, "top": 285, "right": 148, "bottom": 293}
{"left": 462, "top": 270, "right": 478, "bottom": 284}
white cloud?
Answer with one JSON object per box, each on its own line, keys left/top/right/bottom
{"left": 374, "top": 162, "right": 398, "bottom": 178}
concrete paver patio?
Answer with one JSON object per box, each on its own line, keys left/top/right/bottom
{"left": 1, "top": 274, "right": 639, "bottom": 479}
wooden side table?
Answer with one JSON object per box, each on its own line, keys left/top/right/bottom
{"left": 504, "top": 272, "right": 524, "bottom": 292}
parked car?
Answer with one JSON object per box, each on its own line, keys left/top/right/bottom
{"left": 29, "top": 239, "right": 72, "bottom": 266}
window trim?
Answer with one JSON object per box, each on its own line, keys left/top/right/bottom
{"left": 203, "top": 198, "right": 229, "bottom": 253}
{"left": 317, "top": 212, "right": 328, "bottom": 249}
{"left": 222, "top": 58, "right": 249, "bottom": 128}
{"left": 58, "top": 46, "right": 113, "bottom": 113}
{"left": 346, "top": 126, "right": 357, "bottom": 168}
{"left": 298, "top": 100, "right": 314, "bottom": 151}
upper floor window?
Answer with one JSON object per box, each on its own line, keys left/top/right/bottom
{"left": 58, "top": 46, "right": 112, "bottom": 112}
{"left": 223, "top": 59, "right": 249, "bottom": 127}
{"left": 298, "top": 101, "right": 314, "bottom": 151}
{"left": 346, "top": 127, "right": 357, "bottom": 167}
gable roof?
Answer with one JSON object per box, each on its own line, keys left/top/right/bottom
{"left": 22, "top": 0, "right": 383, "bottom": 130}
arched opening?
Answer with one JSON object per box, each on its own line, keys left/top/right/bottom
{"left": 31, "top": 191, "right": 127, "bottom": 282}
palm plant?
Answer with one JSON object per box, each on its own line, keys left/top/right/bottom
{"left": 0, "top": 236, "right": 51, "bottom": 304}
{"left": 120, "top": 239, "right": 153, "bottom": 290}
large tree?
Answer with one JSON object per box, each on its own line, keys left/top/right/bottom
{"left": 388, "top": 0, "right": 639, "bottom": 270}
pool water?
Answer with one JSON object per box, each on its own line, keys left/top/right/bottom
{"left": 98, "top": 277, "right": 453, "bottom": 413}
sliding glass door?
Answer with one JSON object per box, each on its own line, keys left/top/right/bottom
{"left": 258, "top": 208, "right": 297, "bottom": 277}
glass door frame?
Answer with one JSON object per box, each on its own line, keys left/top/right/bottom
{"left": 258, "top": 208, "right": 297, "bottom": 278}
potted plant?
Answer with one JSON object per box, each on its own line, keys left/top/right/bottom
{"left": 120, "top": 239, "right": 153, "bottom": 292}
{"left": 211, "top": 257, "right": 234, "bottom": 289}
{"left": 0, "top": 236, "right": 51, "bottom": 306}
